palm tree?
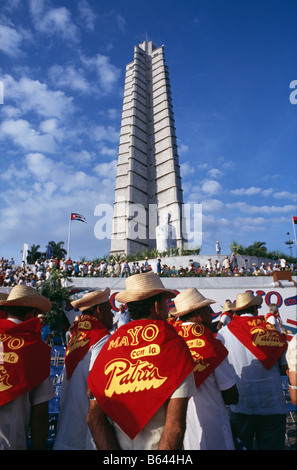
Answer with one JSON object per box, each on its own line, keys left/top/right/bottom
{"left": 27, "top": 244, "right": 43, "bottom": 263}
{"left": 244, "top": 241, "right": 267, "bottom": 258}
{"left": 47, "top": 241, "right": 67, "bottom": 260}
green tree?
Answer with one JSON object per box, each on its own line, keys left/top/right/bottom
{"left": 38, "top": 266, "right": 72, "bottom": 338}
{"left": 48, "top": 240, "right": 67, "bottom": 260}
{"left": 27, "top": 244, "right": 44, "bottom": 263}
{"left": 229, "top": 240, "right": 244, "bottom": 255}
{"left": 244, "top": 241, "right": 268, "bottom": 257}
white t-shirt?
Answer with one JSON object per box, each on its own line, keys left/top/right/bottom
{"left": 112, "top": 372, "right": 196, "bottom": 451}
{"left": 216, "top": 315, "right": 287, "bottom": 415}
{"left": 53, "top": 334, "right": 110, "bottom": 450}
{"left": 286, "top": 333, "right": 297, "bottom": 373}
{"left": 0, "top": 377, "right": 55, "bottom": 450}
{"left": 183, "top": 358, "right": 236, "bottom": 450}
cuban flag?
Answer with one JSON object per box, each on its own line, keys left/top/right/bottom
{"left": 71, "top": 212, "right": 87, "bottom": 223}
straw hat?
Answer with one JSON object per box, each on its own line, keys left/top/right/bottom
{"left": 229, "top": 291, "right": 263, "bottom": 312}
{"left": 0, "top": 285, "right": 52, "bottom": 313}
{"left": 223, "top": 301, "right": 232, "bottom": 312}
{"left": 115, "top": 271, "right": 176, "bottom": 303}
{"left": 170, "top": 288, "right": 215, "bottom": 318}
{"left": 71, "top": 288, "right": 110, "bottom": 312}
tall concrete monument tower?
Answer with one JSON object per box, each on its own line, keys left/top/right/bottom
{"left": 110, "top": 40, "right": 186, "bottom": 256}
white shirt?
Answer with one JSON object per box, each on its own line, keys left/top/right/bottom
{"left": 179, "top": 321, "right": 236, "bottom": 450}
{"left": 53, "top": 334, "right": 110, "bottom": 450}
{"left": 86, "top": 344, "right": 196, "bottom": 450}
{"left": 112, "top": 372, "right": 196, "bottom": 451}
{"left": 184, "top": 359, "right": 236, "bottom": 450}
{"left": 0, "top": 317, "right": 55, "bottom": 449}
{"left": 0, "top": 377, "right": 55, "bottom": 450}
{"left": 216, "top": 315, "right": 287, "bottom": 415}
{"left": 113, "top": 310, "right": 130, "bottom": 329}
{"left": 286, "top": 333, "right": 297, "bottom": 373}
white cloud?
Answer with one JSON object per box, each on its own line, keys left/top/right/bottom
{"left": 201, "top": 179, "right": 222, "bottom": 195}
{"left": 262, "top": 188, "right": 274, "bottom": 197}
{"left": 39, "top": 118, "right": 64, "bottom": 141}
{"left": 80, "top": 53, "right": 121, "bottom": 93}
{"left": 116, "top": 14, "right": 126, "bottom": 32}
{"left": 208, "top": 168, "right": 223, "bottom": 179}
{"left": 201, "top": 198, "right": 224, "bottom": 213}
{"left": 94, "top": 160, "right": 117, "bottom": 179}
{"left": 230, "top": 186, "right": 262, "bottom": 196}
{"left": 70, "top": 150, "right": 94, "bottom": 165}
{"left": 178, "top": 144, "right": 189, "bottom": 155}
{"left": 0, "top": 119, "right": 57, "bottom": 152}
{"left": 48, "top": 64, "right": 91, "bottom": 94}
{"left": 273, "top": 190, "right": 297, "bottom": 201}
{"left": 29, "top": 0, "right": 79, "bottom": 42}
{"left": 91, "top": 124, "right": 119, "bottom": 143}
{"left": 226, "top": 201, "right": 296, "bottom": 214}
{"left": 3, "top": 74, "right": 74, "bottom": 119}
{"left": 180, "top": 162, "right": 195, "bottom": 177}
{"left": 78, "top": 0, "right": 97, "bottom": 31}
{"left": 25, "top": 152, "right": 54, "bottom": 181}
{"left": 0, "top": 24, "right": 24, "bottom": 57}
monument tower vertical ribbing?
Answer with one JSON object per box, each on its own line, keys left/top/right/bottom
{"left": 110, "top": 40, "right": 186, "bottom": 256}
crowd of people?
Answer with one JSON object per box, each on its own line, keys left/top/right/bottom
{"left": 0, "top": 253, "right": 296, "bottom": 288}
{"left": 0, "top": 270, "right": 296, "bottom": 451}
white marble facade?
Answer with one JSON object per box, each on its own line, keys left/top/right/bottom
{"left": 110, "top": 41, "right": 186, "bottom": 256}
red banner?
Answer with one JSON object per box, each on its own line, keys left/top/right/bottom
{"left": 172, "top": 321, "right": 228, "bottom": 387}
{"left": 87, "top": 319, "right": 195, "bottom": 439}
{"left": 65, "top": 315, "right": 110, "bottom": 379}
{"left": 227, "top": 315, "right": 287, "bottom": 369}
{"left": 0, "top": 318, "right": 51, "bottom": 406}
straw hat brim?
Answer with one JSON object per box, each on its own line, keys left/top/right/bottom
{"left": 170, "top": 298, "right": 215, "bottom": 317}
{"left": 0, "top": 294, "right": 52, "bottom": 314}
{"left": 229, "top": 293, "right": 263, "bottom": 312}
{"left": 71, "top": 288, "right": 110, "bottom": 312}
{"left": 223, "top": 301, "right": 233, "bottom": 312}
{"left": 116, "top": 288, "right": 176, "bottom": 304}
{"left": 115, "top": 271, "right": 177, "bottom": 304}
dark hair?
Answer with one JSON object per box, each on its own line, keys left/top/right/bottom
{"left": 127, "top": 294, "right": 163, "bottom": 320}
{"left": 4, "top": 306, "right": 37, "bottom": 319}
{"left": 179, "top": 309, "right": 199, "bottom": 322}
{"left": 82, "top": 305, "right": 97, "bottom": 316}
{"left": 237, "top": 305, "right": 257, "bottom": 316}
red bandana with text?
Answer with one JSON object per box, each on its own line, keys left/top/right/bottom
{"left": 172, "top": 320, "right": 228, "bottom": 387}
{"left": 65, "top": 314, "right": 110, "bottom": 379}
{"left": 87, "top": 319, "right": 195, "bottom": 439}
{"left": 227, "top": 315, "right": 287, "bottom": 369}
{"left": 0, "top": 318, "right": 51, "bottom": 406}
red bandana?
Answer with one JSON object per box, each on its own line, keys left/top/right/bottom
{"left": 172, "top": 320, "right": 228, "bottom": 387}
{"left": 227, "top": 315, "right": 287, "bottom": 369}
{"left": 87, "top": 319, "right": 195, "bottom": 439}
{"left": 65, "top": 314, "right": 110, "bottom": 379}
{"left": 0, "top": 318, "right": 51, "bottom": 406}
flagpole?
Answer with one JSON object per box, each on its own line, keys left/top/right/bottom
{"left": 67, "top": 215, "right": 71, "bottom": 260}
{"left": 293, "top": 216, "right": 297, "bottom": 252}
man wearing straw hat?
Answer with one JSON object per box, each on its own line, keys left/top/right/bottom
{"left": 53, "top": 288, "right": 113, "bottom": 450}
{"left": 87, "top": 272, "right": 196, "bottom": 450}
{"left": 216, "top": 291, "right": 288, "bottom": 450}
{"left": 216, "top": 300, "right": 234, "bottom": 331}
{"left": 0, "top": 285, "right": 55, "bottom": 450}
{"left": 170, "top": 288, "right": 238, "bottom": 450}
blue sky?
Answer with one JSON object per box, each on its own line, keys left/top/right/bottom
{"left": 0, "top": 0, "right": 296, "bottom": 263}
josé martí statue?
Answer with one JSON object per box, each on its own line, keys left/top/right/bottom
{"left": 156, "top": 213, "right": 177, "bottom": 252}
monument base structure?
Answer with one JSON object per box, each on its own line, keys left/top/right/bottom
{"left": 110, "top": 40, "right": 186, "bottom": 257}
